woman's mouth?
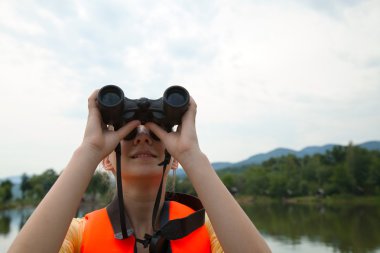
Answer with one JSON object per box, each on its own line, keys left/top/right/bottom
{"left": 130, "top": 152, "right": 157, "bottom": 159}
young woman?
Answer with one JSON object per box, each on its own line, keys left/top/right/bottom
{"left": 8, "top": 90, "right": 271, "bottom": 253}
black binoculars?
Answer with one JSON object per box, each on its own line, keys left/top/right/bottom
{"left": 97, "top": 85, "right": 190, "bottom": 130}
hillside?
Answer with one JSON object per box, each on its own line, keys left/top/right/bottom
{"left": 212, "top": 141, "right": 380, "bottom": 170}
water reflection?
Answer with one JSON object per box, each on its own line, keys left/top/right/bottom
{"left": 0, "top": 214, "right": 10, "bottom": 235}
{"left": 1, "top": 203, "right": 380, "bottom": 252}
{"left": 243, "top": 203, "right": 380, "bottom": 253}
{"left": 0, "top": 208, "right": 34, "bottom": 252}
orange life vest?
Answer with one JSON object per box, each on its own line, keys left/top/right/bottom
{"left": 81, "top": 201, "right": 211, "bottom": 253}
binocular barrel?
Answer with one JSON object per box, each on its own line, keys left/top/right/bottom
{"left": 97, "top": 85, "right": 190, "bottom": 129}
{"left": 97, "top": 85, "right": 125, "bottom": 126}
{"left": 163, "top": 86, "right": 189, "bottom": 125}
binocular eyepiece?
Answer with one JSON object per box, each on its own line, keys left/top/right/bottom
{"left": 97, "top": 85, "right": 190, "bottom": 131}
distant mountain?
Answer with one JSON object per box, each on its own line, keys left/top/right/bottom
{"left": 233, "top": 148, "right": 297, "bottom": 167}
{"left": 212, "top": 162, "right": 234, "bottom": 170}
{"left": 210, "top": 141, "right": 380, "bottom": 171}
{"left": 298, "top": 144, "right": 336, "bottom": 157}
{"left": 359, "top": 141, "right": 380, "bottom": 150}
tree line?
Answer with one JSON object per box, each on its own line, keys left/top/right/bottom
{"left": 0, "top": 169, "right": 113, "bottom": 209}
{"left": 1, "top": 142, "right": 379, "bottom": 209}
{"left": 213, "top": 143, "right": 380, "bottom": 198}
{"left": 175, "top": 143, "right": 380, "bottom": 198}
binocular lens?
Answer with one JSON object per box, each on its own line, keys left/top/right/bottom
{"left": 164, "top": 87, "right": 189, "bottom": 107}
{"left": 98, "top": 85, "right": 124, "bottom": 107}
{"left": 99, "top": 91, "right": 122, "bottom": 106}
{"left": 167, "top": 93, "right": 185, "bottom": 106}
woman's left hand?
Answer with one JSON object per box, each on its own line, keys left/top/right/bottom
{"left": 148, "top": 97, "right": 272, "bottom": 253}
{"left": 145, "top": 96, "right": 202, "bottom": 166}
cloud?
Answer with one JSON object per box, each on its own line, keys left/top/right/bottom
{"left": 0, "top": 0, "right": 379, "bottom": 177}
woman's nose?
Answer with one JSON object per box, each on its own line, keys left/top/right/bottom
{"left": 133, "top": 126, "right": 153, "bottom": 145}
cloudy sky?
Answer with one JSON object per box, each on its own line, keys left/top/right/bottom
{"left": 0, "top": 0, "right": 379, "bottom": 178}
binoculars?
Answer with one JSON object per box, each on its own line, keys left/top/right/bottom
{"left": 97, "top": 85, "right": 190, "bottom": 130}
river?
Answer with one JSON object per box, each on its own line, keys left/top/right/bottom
{"left": 1, "top": 203, "right": 380, "bottom": 252}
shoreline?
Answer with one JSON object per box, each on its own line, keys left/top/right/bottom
{"left": 2, "top": 194, "right": 380, "bottom": 211}
{"left": 236, "top": 194, "right": 380, "bottom": 206}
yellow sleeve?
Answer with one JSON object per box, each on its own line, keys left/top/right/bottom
{"left": 205, "top": 214, "right": 224, "bottom": 253}
{"left": 59, "top": 218, "right": 86, "bottom": 253}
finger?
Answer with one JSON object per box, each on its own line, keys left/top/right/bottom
{"left": 184, "top": 96, "right": 197, "bottom": 122}
{"left": 189, "top": 96, "right": 197, "bottom": 119}
{"left": 115, "top": 120, "right": 141, "bottom": 140}
{"left": 171, "top": 159, "right": 179, "bottom": 169}
{"left": 85, "top": 90, "right": 104, "bottom": 130}
{"left": 145, "top": 122, "right": 169, "bottom": 140}
{"left": 88, "top": 89, "right": 100, "bottom": 111}
{"left": 180, "top": 96, "right": 197, "bottom": 132}
{"left": 87, "top": 90, "right": 102, "bottom": 123}
{"left": 176, "top": 124, "right": 182, "bottom": 133}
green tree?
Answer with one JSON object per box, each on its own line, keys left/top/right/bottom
{"left": 176, "top": 177, "right": 196, "bottom": 195}
{"left": 20, "top": 173, "right": 31, "bottom": 199}
{"left": 86, "top": 170, "right": 112, "bottom": 201}
{"left": 368, "top": 153, "right": 380, "bottom": 194}
{"left": 351, "top": 147, "right": 371, "bottom": 193}
{"left": 324, "top": 146, "right": 347, "bottom": 165}
{"left": 0, "top": 180, "right": 13, "bottom": 203}
{"left": 268, "top": 172, "right": 287, "bottom": 197}
{"left": 27, "top": 169, "right": 58, "bottom": 201}
{"left": 244, "top": 166, "right": 269, "bottom": 196}
{"left": 220, "top": 173, "right": 240, "bottom": 193}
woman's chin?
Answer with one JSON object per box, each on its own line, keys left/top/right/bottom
{"left": 124, "top": 165, "right": 164, "bottom": 178}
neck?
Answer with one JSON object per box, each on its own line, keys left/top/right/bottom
{"left": 121, "top": 175, "right": 167, "bottom": 238}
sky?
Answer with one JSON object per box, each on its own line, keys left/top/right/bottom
{"left": 0, "top": 0, "right": 379, "bottom": 178}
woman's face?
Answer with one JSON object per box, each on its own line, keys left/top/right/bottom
{"left": 109, "top": 125, "right": 167, "bottom": 178}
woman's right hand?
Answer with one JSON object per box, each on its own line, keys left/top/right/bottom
{"left": 81, "top": 90, "right": 140, "bottom": 162}
{"left": 7, "top": 89, "right": 142, "bottom": 253}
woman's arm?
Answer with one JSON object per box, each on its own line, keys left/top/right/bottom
{"left": 180, "top": 150, "right": 271, "bottom": 253}
{"left": 8, "top": 91, "right": 140, "bottom": 253}
{"left": 147, "top": 97, "right": 271, "bottom": 253}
